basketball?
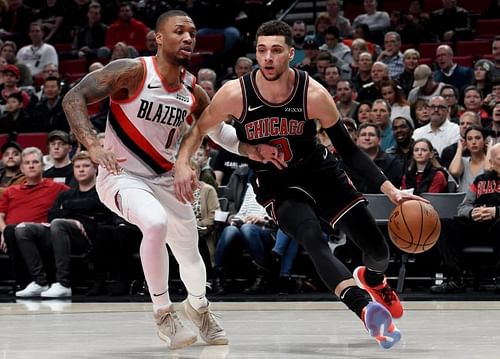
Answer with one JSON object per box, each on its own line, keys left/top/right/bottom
{"left": 387, "top": 200, "right": 441, "bottom": 254}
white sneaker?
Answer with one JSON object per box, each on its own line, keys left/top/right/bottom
{"left": 154, "top": 306, "right": 197, "bottom": 349}
{"left": 41, "top": 283, "right": 72, "bottom": 298}
{"left": 15, "top": 282, "right": 49, "bottom": 297}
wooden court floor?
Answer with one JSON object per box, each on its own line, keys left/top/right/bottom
{"left": 1, "top": 301, "right": 499, "bottom": 358}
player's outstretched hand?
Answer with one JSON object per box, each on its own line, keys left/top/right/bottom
{"left": 382, "top": 182, "right": 430, "bottom": 205}
{"left": 174, "top": 162, "right": 199, "bottom": 204}
{"left": 89, "top": 145, "right": 126, "bottom": 175}
{"left": 246, "top": 143, "right": 288, "bottom": 170}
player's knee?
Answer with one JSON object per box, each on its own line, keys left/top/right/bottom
{"left": 141, "top": 217, "right": 168, "bottom": 242}
{"left": 293, "top": 220, "right": 323, "bottom": 248}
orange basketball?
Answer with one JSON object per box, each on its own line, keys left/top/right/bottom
{"left": 387, "top": 200, "right": 441, "bottom": 254}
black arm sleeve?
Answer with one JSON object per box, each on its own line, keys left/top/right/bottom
{"left": 324, "top": 120, "right": 388, "bottom": 190}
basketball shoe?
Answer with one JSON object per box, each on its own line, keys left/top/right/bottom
{"left": 353, "top": 266, "right": 404, "bottom": 319}
{"left": 362, "top": 302, "right": 401, "bottom": 349}
{"left": 154, "top": 306, "right": 197, "bottom": 349}
{"left": 183, "top": 300, "right": 229, "bottom": 345}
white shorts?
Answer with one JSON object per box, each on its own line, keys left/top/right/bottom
{"left": 96, "top": 168, "right": 197, "bottom": 243}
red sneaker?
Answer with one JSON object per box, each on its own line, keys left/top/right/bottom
{"left": 354, "top": 266, "right": 404, "bottom": 319}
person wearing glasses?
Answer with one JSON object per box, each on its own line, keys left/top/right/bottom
{"left": 412, "top": 95, "right": 460, "bottom": 156}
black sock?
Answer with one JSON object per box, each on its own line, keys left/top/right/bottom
{"left": 364, "top": 268, "right": 384, "bottom": 287}
{"left": 339, "top": 286, "right": 369, "bottom": 320}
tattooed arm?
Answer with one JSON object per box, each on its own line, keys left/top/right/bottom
{"left": 62, "top": 58, "right": 144, "bottom": 174}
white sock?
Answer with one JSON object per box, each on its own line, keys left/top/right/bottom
{"left": 153, "top": 302, "right": 173, "bottom": 314}
{"left": 188, "top": 293, "right": 208, "bottom": 310}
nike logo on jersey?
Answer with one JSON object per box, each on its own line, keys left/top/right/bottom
{"left": 153, "top": 290, "right": 168, "bottom": 297}
{"left": 248, "top": 105, "right": 264, "bottom": 112}
{"left": 147, "top": 83, "right": 161, "bottom": 89}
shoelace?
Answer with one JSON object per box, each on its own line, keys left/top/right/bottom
{"left": 199, "top": 310, "right": 224, "bottom": 336}
{"left": 159, "top": 312, "right": 184, "bottom": 336}
{"left": 375, "top": 285, "right": 397, "bottom": 305}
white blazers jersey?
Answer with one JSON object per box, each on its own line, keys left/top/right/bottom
{"left": 105, "top": 56, "right": 196, "bottom": 177}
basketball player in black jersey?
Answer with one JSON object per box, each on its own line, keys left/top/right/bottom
{"left": 175, "top": 20, "right": 424, "bottom": 349}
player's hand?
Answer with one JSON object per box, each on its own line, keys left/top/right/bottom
{"left": 246, "top": 143, "right": 288, "bottom": 170}
{"left": 382, "top": 183, "right": 430, "bottom": 205}
{"left": 88, "top": 145, "right": 126, "bottom": 175}
{"left": 174, "top": 162, "right": 199, "bottom": 204}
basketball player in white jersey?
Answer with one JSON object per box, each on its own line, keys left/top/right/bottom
{"left": 61, "top": 10, "right": 280, "bottom": 350}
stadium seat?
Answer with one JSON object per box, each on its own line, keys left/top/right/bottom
{"left": 418, "top": 42, "right": 452, "bottom": 59}
{"left": 461, "top": 0, "right": 491, "bottom": 14}
{"left": 455, "top": 40, "right": 491, "bottom": 58}
{"left": 342, "top": 3, "right": 365, "bottom": 21}
{"left": 475, "top": 19, "right": 500, "bottom": 39}
{"left": 59, "top": 59, "right": 88, "bottom": 75}
{"left": 425, "top": 0, "right": 444, "bottom": 12}
{"left": 0, "top": 133, "right": 50, "bottom": 154}
{"left": 453, "top": 55, "right": 474, "bottom": 67}
{"left": 195, "top": 33, "right": 225, "bottom": 54}
{"left": 419, "top": 57, "right": 433, "bottom": 66}
{"left": 53, "top": 43, "right": 72, "bottom": 53}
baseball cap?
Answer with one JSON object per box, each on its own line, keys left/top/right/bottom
{"left": 48, "top": 130, "right": 70, "bottom": 144}
{"left": 1, "top": 141, "right": 23, "bottom": 154}
{"left": 412, "top": 64, "right": 432, "bottom": 88}
{"left": 3, "top": 64, "right": 20, "bottom": 78}
{"left": 303, "top": 38, "right": 319, "bottom": 50}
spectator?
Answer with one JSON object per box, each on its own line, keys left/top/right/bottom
{"left": 352, "top": 51, "right": 373, "bottom": 93}
{"left": 401, "top": 139, "right": 448, "bottom": 194}
{"left": 395, "top": 49, "right": 420, "bottom": 97}
{"left": 199, "top": 80, "right": 216, "bottom": 99}
{"left": 357, "top": 61, "right": 388, "bottom": 102}
{"left": 351, "top": 122, "right": 402, "bottom": 193}
{"left": 355, "top": 101, "right": 372, "bottom": 124}
{"left": 325, "top": 0, "right": 352, "bottom": 38}
{"left": 290, "top": 20, "right": 306, "bottom": 67}
{"left": 33, "top": 76, "right": 68, "bottom": 133}
{"left": 348, "top": 38, "right": 369, "bottom": 77}
{"left": 462, "top": 86, "right": 490, "bottom": 127}
{"left": 0, "top": 65, "right": 32, "bottom": 111}
{"left": 377, "top": 32, "right": 404, "bottom": 79}
{"left": 43, "top": 130, "right": 75, "bottom": 187}
{"left": 0, "top": 141, "right": 25, "bottom": 196}
{"left": 387, "top": 115, "right": 415, "bottom": 171}
{"left": 370, "top": 98, "right": 396, "bottom": 151}
{"left": 0, "top": 0, "right": 36, "bottom": 45}
{"left": 0, "top": 92, "right": 33, "bottom": 134}
{"left": 471, "top": 59, "right": 495, "bottom": 99}
{"left": 296, "top": 38, "right": 320, "bottom": 75}
{"left": 488, "top": 102, "right": 500, "bottom": 145}
{"left": 0, "top": 41, "right": 32, "bottom": 87}
{"left": 16, "top": 22, "right": 58, "bottom": 78}
{"left": 492, "top": 37, "right": 500, "bottom": 80}
{"left": 430, "top": 143, "right": 500, "bottom": 294}
{"left": 336, "top": 80, "right": 359, "bottom": 119}
{"left": 400, "top": 0, "right": 435, "bottom": 45}
{"left": 307, "top": 12, "right": 331, "bottom": 46}
{"left": 429, "top": 0, "right": 472, "bottom": 41}
{"left": 0, "top": 147, "right": 69, "bottom": 291}
{"left": 64, "top": 0, "right": 91, "bottom": 32}
{"left": 104, "top": 2, "right": 148, "bottom": 55}
{"left": 35, "top": 0, "right": 66, "bottom": 44}
{"left": 35, "top": 63, "right": 70, "bottom": 100}
{"left": 197, "top": 68, "right": 217, "bottom": 84}
{"left": 110, "top": 41, "right": 137, "bottom": 61}
{"left": 212, "top": 147, "right": 248, "bottom": 187}
{"left": 412, "top": 95, "right": 460, "bottom": 156}
{"left": 449, "top": 125, "right": 488, "bottom": 193}
{"left": 319, "top": 26, "right": 352, "bottom": 65}
{"left": 140, "top": 30, "right": 157, "bottom": 56}
{"left": 218, "top": 57, "right": 253, "bottom": 86}
{"left": 71, "top": 1, "right": 108, "bottom": 60}
{"left": 15, "top": 150, "right": 113, "bottom": 297}
{"left": 411, "top": 98, "right": 431, "bottom": 128}
{"left": 380, "top": 79, "right": 411, "bottom": 121}
{"left": 352, "top": 0, "right": 390, "bottom": 43}
{"left": 440, "top": 84, "right": 463, "bottom": 123}
{"left": 408, "top": 64, "right": 446, "bottom": 105}
{"left": 441, "top": 111, "right": 479, "bottom": 168}
{"left": 433, "top": 45, "right": 473, "bottom": 94}
{"left": 135, "top": 0, "right": 172, "bottom": 30}
{"left": 324, "top": 64, "right": 341, "bottom": 97}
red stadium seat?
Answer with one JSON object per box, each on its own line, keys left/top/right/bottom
{"left": 476, "top": 19, "right": 500, "bottom": 39}
{"left": 59, "top": 59, "right": 88, "bottom": 75}
{"left": 195, "top": 34, "right": 225, "bottom": 54}
{"left": 0, "top": 133, "right": 51, "bottom": 154}
{"left": 453, "top": 55, "right": 474, "bottom": 67}
{"left": 343, "top": 3, "right": 365, "bottom": 21}
{"left": 425, "top": 0, "right": 444, "bottom": 12}
{"left": 461, "top": 0, "right": 490, "bottom": 14}
{"left": 455, "top": 40, "right": 491, "bottom": 58}
{"left": 417, "top": 42, "right": 452, "bottom": 59}
{"left": 53, "top": 43, "right": 72, "bottom": 53}
{"left": 419, "top": 57, "right": 433, "bottom": 66}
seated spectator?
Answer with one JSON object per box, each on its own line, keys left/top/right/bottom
{"left": 376, "top": 32, "right": 404, "bottom": 79}
{"left": 325, "top": 0, "right": 352, "bottom": 38}
{"left": 433, "top": 45, "right": 473, "bottom": 95}
{"left": 401, "top": 139, "right": 448, "bottom": 195}
{"left": 0, "top": 0, "right": 37, "bottom": 45}
{"left": 15, "top": 151, "right": 113, "bottom": 298}
{"left": 16, "top": 22, "right": 58, "bottom": 78}
{"left": 35, "top": 0, "right": 66, "bottom": 44}
{"left": 488, "top": 102, "right": 500, "bottom": 146}
{"left": 441, "top": 111, "right": 479, "bottom": 168}
{"left": 43, "top": 130, "right": 76, "bottom": 187}
{"left": 370, "top": 99, "right": 395, "bottom": 151}
{"left": 395, "top": 49, "right": 419, "bottom": 97}
{"left": 0, "top": 41, "right": 32, "bottom": 87}
{"left": 197, "top": 68, "right": 217, "bottom": 84}
{"left": 296, "top": 38, "right": 320, "bottom": 75}
{"left": 449, "top": 125, "right": 488, "bottom": 193}
{"left": 430, "top": 143, "right": 500, "bottom": 293}
{"left": 348, "top": 38, "right": 368, "bottom": 77}
{"left": 380, "top": 79, "right": 411, "bottom": 121}
{"left": 400, "top": 0, "right": 435, "bottom": 45}
{"left": 492, "top": 37, "right": 500, "bottom": 80}
{"left": 72, "top": 1, "right": 108, "bottom": 60}
{"left": 352, "top": 52, "right": 373, "bottom": 93}
{"left": 0, "top": 93, "right": 33, "bottom": 134}
{"left": 408, "top": 64, "right": 446, "bottom": 105}
{"left": 352, "top": 0, "right": 390, "bottom": 44}
{"left": 412, "top": 95, "right": 460, "bottom": 156}
{"left": 411, "top": 98, "right": 431, "bottom": 128}
{"left": 351, "top": 123, "right": 402, "bottom": 193}
{"left": 429, "top": 0, "right": 472, "bottom": 42}
{"left": 355, "top": 101, "right": 372, "bottom": 124}
{"left": 110, "top": 41, "right": 137, "bottom": 61}
{"left": 0, "top": 65, "right": 33, "bottom": 111}
{"left": 212, "top": 146, "right": 248, "bottom": 186}
{"left": 472, "top": 60, "right": 495, "bottom": 99}
{"left": 0, "top": 147, "right": 69, "bottom": 291}
{"left": 33, "top": 77, "right": 68, "bottom": 133}
{"left": 335, "top": 80, "right": 359, "bottom": 119}
{"left": 357, "top": 61, "right": 388, "bottom": 102}
{"left": 306, "top": 12, "right": 331, "bottom": 46}
{"left": 440, "top": 84, "right": 463, "bottom": 124}
{"left": 199, "top": 80, "right": 216, "bottom": 99}
{"left": 104, "top": 2, "right": 148, "bottom": 56}
{"left": 218, "top": 57, "right": 253, "bottom": 86}
{"left": 290, "top": 20, "right": 307, "bottom": 67}
{"left": 319, "top": 26, "right": 352, "bottom": 65}
{"left": 0, "top": 141, "right": 25, "bottom": 196}
{"left": 35, "top": 63, "right": 70, "bottom": 100}
{"left": 386, "top": 116, "right": 415, "bottom": 172}
{"left": 140, "top": 30, "right": 157, "bottom": 57}
{"left": 324, "top": 64, "right": 341, "bottom": 97}
{"left": 461, "top": 86, "right": 490, "bottom": 127}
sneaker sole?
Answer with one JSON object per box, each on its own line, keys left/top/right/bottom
{"left": 353, "top": 267, "right": 404, "bottom": 319}
{"left": 157, "top": 331, "right": 197, "bottom": 350}
{"left": 365, "top": 302, "right": 401, "bottom": 349}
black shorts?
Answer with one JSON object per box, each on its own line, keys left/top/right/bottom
{"left": 251, "top": 146, "right": 365, "bottom": 227}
